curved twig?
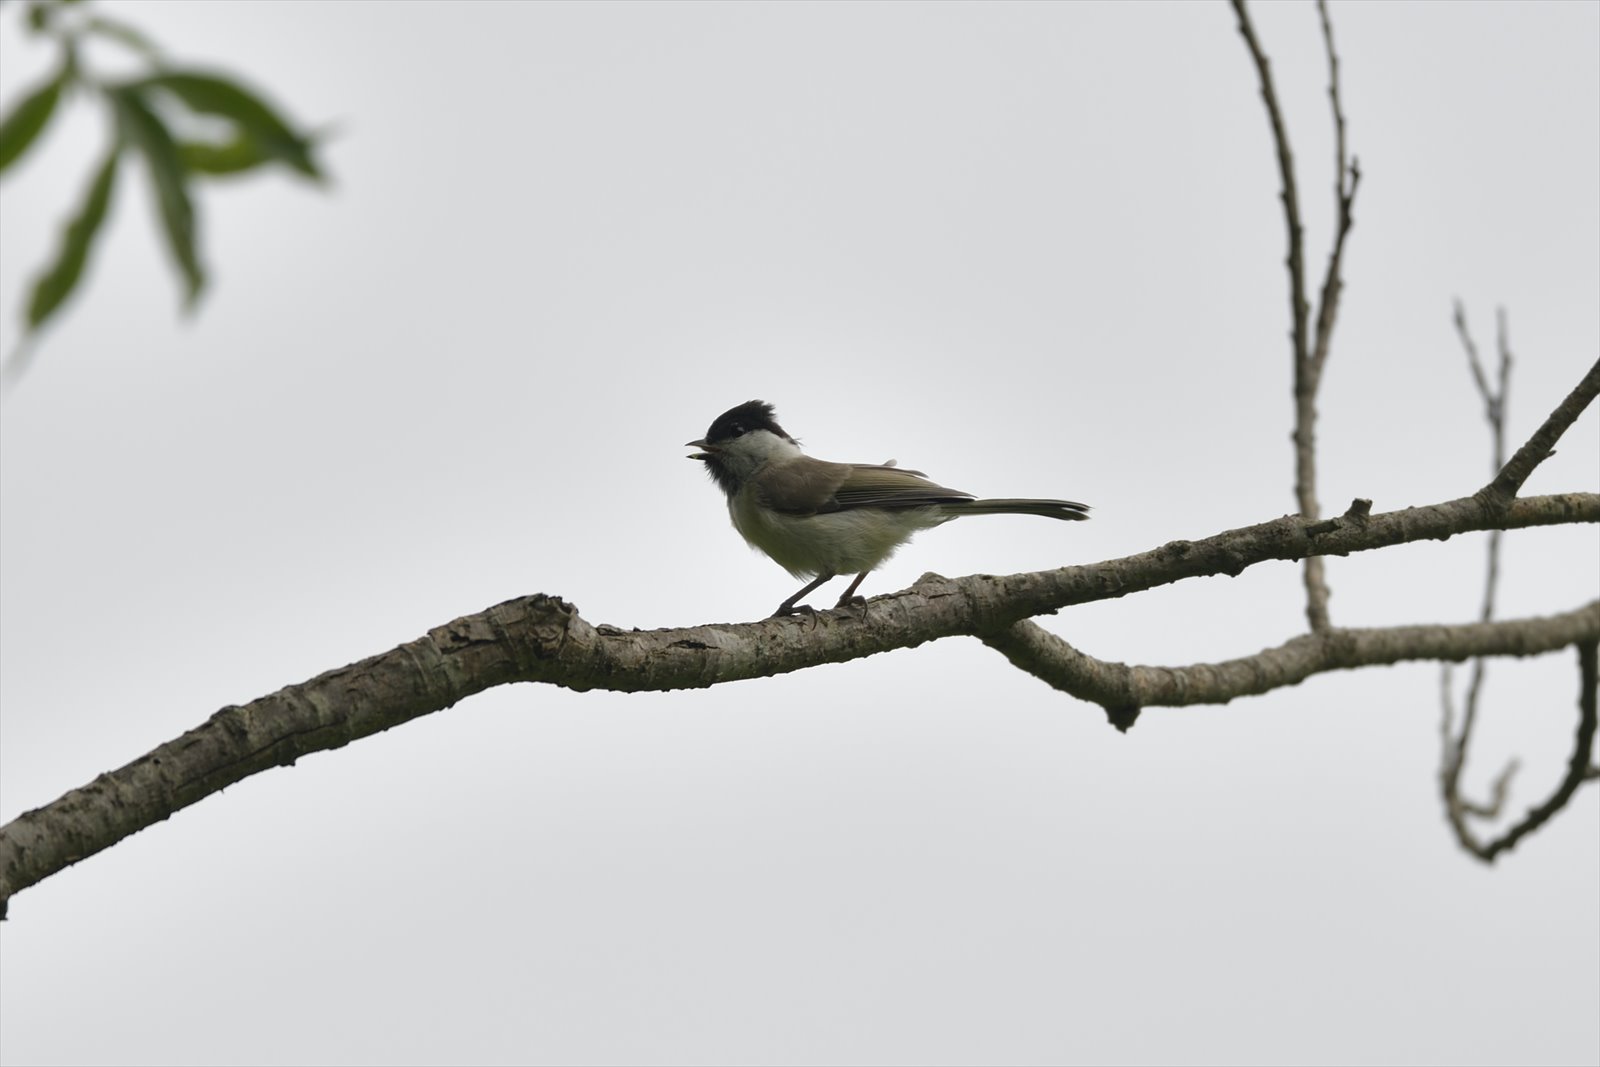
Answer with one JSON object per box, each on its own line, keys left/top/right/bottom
{"left": 1448, "top": 641, "right": 1599, "bottom": 864}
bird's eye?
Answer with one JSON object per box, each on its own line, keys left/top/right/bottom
{"left": 730, "top": 422, "right": 745, "bottom": 436}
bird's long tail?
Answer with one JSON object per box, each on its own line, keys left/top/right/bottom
{"left": 946, "top": 498, "right": 1091, "bottom": 521}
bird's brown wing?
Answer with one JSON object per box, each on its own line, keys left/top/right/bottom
{"left": 827, "top": 463, "right": 974, "bottom": 512}
{"left": 755, "top": 458, "right": 972, "bottom": 515}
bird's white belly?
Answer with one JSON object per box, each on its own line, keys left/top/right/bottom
{"left": 729, "top": 491, "right": 946, "bottom": 578}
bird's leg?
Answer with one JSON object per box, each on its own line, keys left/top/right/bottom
{"left": 773, "top": 573, "right": 834, "bottom": 618}
{"left": 834, "top": 570, "right": 872, "bottom": 609}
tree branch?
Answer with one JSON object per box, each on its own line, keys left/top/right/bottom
{"left": 3, "top": 487, "right": 1596, "bottom": 914}
{"left": 1234, "top": 0, "right": 1362, "bottom": 635}
{"left": 1310, "top": 0, "right": 1360, "bottom": 386}
{"left": 1445, "top": 641, "right": 1599, "bottom": 864}
{"left": 1437, "top": 315, "right": 1598, "bottom": 861}
{"left": 1485, "top": 357, "right": 1600, "bottom": 505}
{"left": 986, "top": 602, "right": 1598, "bottom": 721}
{"left": 1441, "top": 303, "right": 1514, "bottom": 833}
{"left": 1232, "top": 0, "right": 1311, "bottom": 380}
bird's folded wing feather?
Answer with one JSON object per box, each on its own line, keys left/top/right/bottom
{"left": 832, "top": 465, "right": 975, "bottom": 510}
{"left": 756, "top": 457, "right": 973, "bottom": 514}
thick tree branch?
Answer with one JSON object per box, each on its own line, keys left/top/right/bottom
{"left": 2, "top": 488, "right": 1596, "bottom": 914}
{"left": 985, "top": 602, "right": 1598, "bottom": 719}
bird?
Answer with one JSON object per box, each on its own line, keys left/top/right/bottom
{"left": 687, "top": 400, "right": 1090, "bottom": 617}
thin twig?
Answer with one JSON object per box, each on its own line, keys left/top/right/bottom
{"left": 1309, "top": 0, "right": 1361, "bottom": 383}
{"left": 1234, "top": 0, "right": 1362, "bottom": 634}
{"left": 1458, "top": 761, "right": 1519, "bottom": 819}
{"left": 1495, "top": 309, "right": 1512, "bottom": 425}
{"left": 1488, "top": 357, "right": 1600, "bottom": 504}
{"left": 1453, "top": 301, "right": 1496, "bottom": 415}
{"left": 1439, "top": 312, "right": 1598, "bottom": 861}
{"left": 1467, "top": 641, "right": 1600, "bottom": 862}
{"left": 1232, "top": 0, "right": 1311, "bottom": 378}
{"left": 1441, "top": 305, "right": 1515, "bottom": 840}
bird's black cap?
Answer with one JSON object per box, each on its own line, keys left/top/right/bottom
{"left": 704, "top": 400, "right": 791, "bottom": 445}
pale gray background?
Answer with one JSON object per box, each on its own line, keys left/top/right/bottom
{"left": 1, "top": 2, "right": 1596, "bottom": 1065}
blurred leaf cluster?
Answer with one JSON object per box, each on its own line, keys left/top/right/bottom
{"left": 0, "top": 0, "right": 327, "bottom": 371}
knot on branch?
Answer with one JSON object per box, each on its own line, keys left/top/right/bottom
{"left": 1302, "top": 500, "right": 1372, "bottom": 544}
{"left": 1343, "top": 498, "right": 1372, "bottom": 522}
{"left": 1472, "top": 483, "right": 1519, "bottom": 520}
{"left": 431, "top": 594, "right": 583, "bottom": 675}
{"left": 508, "top": 594, "right": 582, "bottom": 664}
{"left": 1103, "top": 704, "right": 1142, "bottom": 734}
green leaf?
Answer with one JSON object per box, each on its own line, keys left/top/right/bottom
{"left": 112, "top": 86, "right": 204, "bottom": 308}
{"left": 84, "top": 15, "right": 164, "bottom": 62}
{"left": 178, "top": 135, "right": 271, "bottom": 176}
{"left": 0, "top": 65, "right": 67, "bottom": 176}
{"left": 133, "top": 70, "right": 322, "bottom": 180}
{"left": 25, "top": 148, "right": 119, "bottom": 335}
{"left": 23, "top": 0, "right": 85, "bottom": 33}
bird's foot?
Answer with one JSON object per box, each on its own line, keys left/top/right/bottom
{"left": 834, "top": 594, "right": 869, "bottom": 620}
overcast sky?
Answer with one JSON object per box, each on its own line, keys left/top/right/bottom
{"left": 1, "top": 2, "right": 1596, "bottom": 1065}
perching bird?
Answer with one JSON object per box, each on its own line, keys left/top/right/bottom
{"left": 687, "top": 400, "right": 1090, "bottom": 617}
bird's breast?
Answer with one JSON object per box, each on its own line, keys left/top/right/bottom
{"left": 728, "top": 486, "right": 945, "bottom": 578}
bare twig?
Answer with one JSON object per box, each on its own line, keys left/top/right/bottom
{"left": 1465, "top": 304, "right": 1508, "bottom": 667}
{"left": 1455, "top": 640, "right": 1599, "bottom": 864}
{"left": 1458, "top": 761, "right": 1519, "bottom": 819}
{"left": 1486, "top": 357, "right": 1600, "bottom": 505}
{"left": 1441, "top": 304, "right": 1515, "bottom": 831}
{"left": 1309, "top": 0, "right": 1361, "bottom": 385}
{"left": 1439, "top": 313, "right": 1599, "bottom": 862}
{"left": 1233, "top": 0, "right": 1311, "bottom": 378}
{"left": 1234, "top": 0, "right": 1362, "bottom": 634}
{"left": 1452, "top": 302, "right": 1505, "bottom": 425}
{"left": 1440, "top": 672, "right": 1520, "bottom": 823}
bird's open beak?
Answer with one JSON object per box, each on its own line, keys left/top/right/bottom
{"left": 686, "top": 438, "right": 713, "bottom": 461}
